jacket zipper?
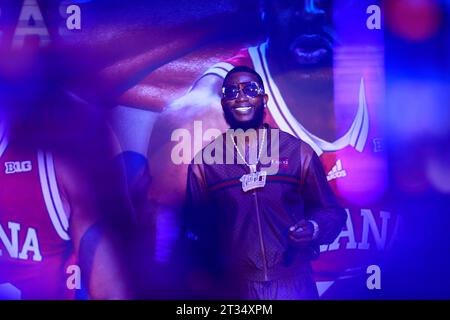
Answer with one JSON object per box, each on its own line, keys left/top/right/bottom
{"left": 253, "top": 190, "right": 268, "bottom": 281}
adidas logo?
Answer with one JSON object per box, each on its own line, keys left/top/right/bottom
{"left": 327, "top": 159, "right": 347, "bottom": 181}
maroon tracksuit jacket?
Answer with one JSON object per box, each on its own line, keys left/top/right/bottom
{"left": 184, "top": 126, "right": 346, "bottom": 291}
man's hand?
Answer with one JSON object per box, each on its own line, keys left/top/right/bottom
{"left": 289, "top": 219, "right": 314, "bottom": 247}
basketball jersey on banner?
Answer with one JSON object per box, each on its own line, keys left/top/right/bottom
{"left": 0, "top": 129, "right": 75, "bottom": 300}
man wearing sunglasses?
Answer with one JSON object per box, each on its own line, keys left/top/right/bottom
{"left": 150, "top": 0, "right": 397, "bottom": 299}
{"left": 182, "top": 66, "right": 346, "bottom": 299}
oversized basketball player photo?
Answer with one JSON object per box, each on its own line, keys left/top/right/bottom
{"left": 1, "top": 0, "right": 449, "bottom": 303}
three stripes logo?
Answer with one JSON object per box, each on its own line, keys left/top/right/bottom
{"left": 327, "top": 159, "right": 347, "bottom": 181}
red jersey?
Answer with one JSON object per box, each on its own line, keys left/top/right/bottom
{"left": 0, "top": 127, "right": 75, "bottom": 299}
{"left": 202, "top": 42, "right": 400, "bottom": 297}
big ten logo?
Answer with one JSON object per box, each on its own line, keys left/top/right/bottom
{"left": 4, "top": 161, "right": 32, "bottom": 174}
{"left": 367, "top": 4, "right": 381, "bottom": 30}
{"left": 8, "top": 0, "right": 82, "bottom": 49}
{"left": 372, "top": 138, "right": 384, "bottom": 153}
{"left": 66, "top": 264, "right": 81, "bottom": 290}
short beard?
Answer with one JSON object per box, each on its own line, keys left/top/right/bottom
{"left": 223, "top": 105, "right": 265, "bottom": 131}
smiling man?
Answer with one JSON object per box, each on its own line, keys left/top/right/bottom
{"left": 182, "top": 66, "right": 346, "bottom": 300}
{"left": 150, "top": 0, "right": 397, "bottom": 299}
{"left": 221, "top": 67, "right": 267, "bottom": 130}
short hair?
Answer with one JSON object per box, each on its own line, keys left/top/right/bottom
{"left": 223, "top": 66, "right": 265, "bottom": 90}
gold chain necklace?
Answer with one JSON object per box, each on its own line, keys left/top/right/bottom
{"left": 231, "top": 128, "right": 266, "bottom": 173}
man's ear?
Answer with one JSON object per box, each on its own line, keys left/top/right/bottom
{"left": 263, "top": 94, "right": 269, "bottom": 105}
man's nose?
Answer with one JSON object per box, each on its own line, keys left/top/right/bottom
{"left": 235, "top": 86, "right": 248, "bottom": 101}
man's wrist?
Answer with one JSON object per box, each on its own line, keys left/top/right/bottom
{"left": 308, "top": 220, "right": 319, "bottom": 240}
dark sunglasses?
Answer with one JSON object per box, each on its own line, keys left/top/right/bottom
{"left": 222, "top": 81, "right": 265, "bottom": 100}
